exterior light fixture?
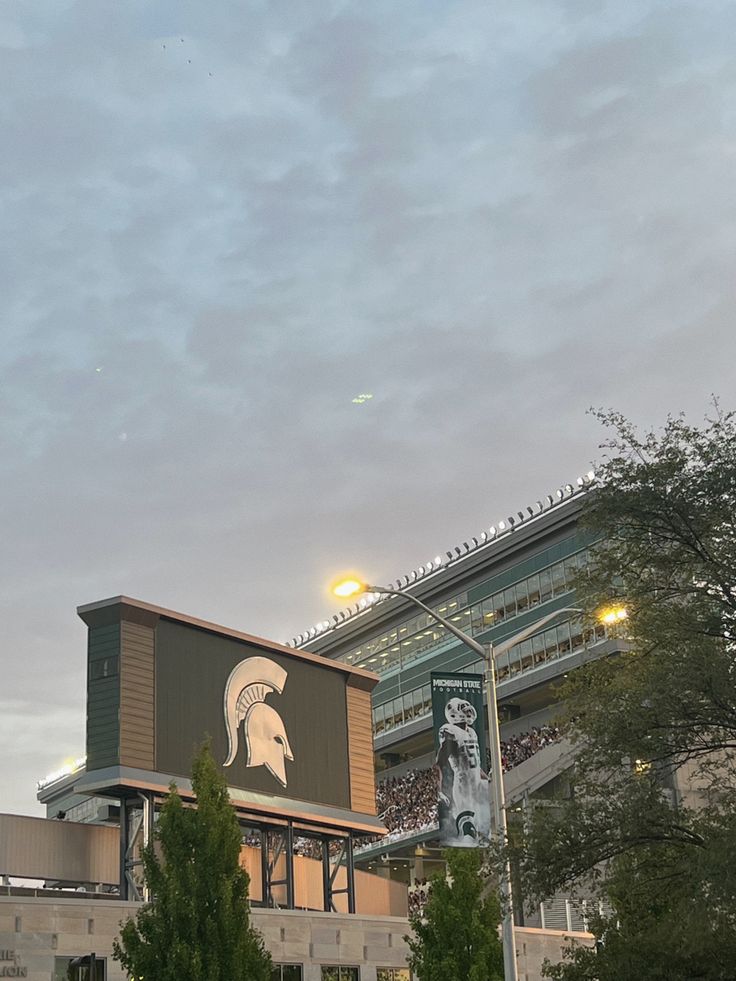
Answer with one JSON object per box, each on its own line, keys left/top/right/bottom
{"left": 332, "top": 578, "right": 366, "bottom": 599}
{"left": 598, "top": 605, "right": 628, "bottom": 625}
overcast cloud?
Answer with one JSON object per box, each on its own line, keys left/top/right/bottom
{"left": 3, "top": 0, "right": 736, "bottom": 814}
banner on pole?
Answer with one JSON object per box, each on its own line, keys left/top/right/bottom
{"left": 431, "top": 672, "right": 491, "bottom": 847}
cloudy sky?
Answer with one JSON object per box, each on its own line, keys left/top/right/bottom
{"left": 3, "top": 0, "right": 736, "bottom": 815}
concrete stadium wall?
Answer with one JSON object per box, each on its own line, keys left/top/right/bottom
{"left": 0, "top": 896, "right": 593, "bottom": 981}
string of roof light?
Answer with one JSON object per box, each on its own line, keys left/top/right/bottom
{"left": 37, "top": 755, "right": 87, "bottom": 791}
{"left": 285, "top": 472, "right": 596, "bottom": 648}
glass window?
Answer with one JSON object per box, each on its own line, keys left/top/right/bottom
{"left": 321, "top": 969, "right": 359, "bottom": 981}
{"left": 551, "top": 561, "right": 567, "bottom": 596}
{"left": 519, "top": 638, "right": 533, "bottom": 672}
{"left": 373, "top": 704, "right": 385, "bottom": 736}
{"left": 392, "top": 698, "right": 403, "bottom": 728}
{"left": 480, "top": 596, "right": 496, "bottom": 628}
{"left": 503, "top": 587, "right": 516, "bottom": 619}
{"left": 55, "top": 957, "right": 106, "bottom": 981}
{"left": 544, "top": 626, "right": 559, "bottom": 660}
{"left": 492, "top": 591, "right": 505, "bottom": 623}
{"left": 564, "top": 556, "right": 579, "bottom": 585}
{"left": 557, "top": 622, "right": 572, "bottom": 656}
{"left": 272, "top": 967, "right": 303, "bottom": 981}
{"left": 532, "top": 632, "right": 546, "bottom": 666}
{"left": 380, "top": 645, "right": 402, "bottom": 674}
{"left": 412, "top": 688, "right": 424, "bottom": 716}
{"left": 383, "top": 703, "right": 394, "bottom": 732}
{"left": 570, "top": 619, "right": 584, "bottom": 652}
{"left": 403, "top": 692, "right": 414, "bottom": 723}
{"left": 515, "top": 581, "right": 529, "bottom": 614}
{"left": 469, "top": 603, "right": 484, "bottom": 635}
{"left": 539, "top": 568, "right": 553, "bottom": 603}
{"left": 422, "top": 684, "right": 432, "bottom": 716}
{"left": 401, "top": 635, "right": 418, "bottom": 666}
{"left": 527, "top": 574, "right": 541, "bottom": 608}
{"left": 377, "top": 971, "right": 411, "bottom": 981}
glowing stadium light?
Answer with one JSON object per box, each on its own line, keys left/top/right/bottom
{"left": 556, "top": 488, "right": 564, "bottom": 500}
{"left": 577, "top": 476, "right": 585, "bottom": 487}
{"left": 37, "top": 756, "right": 87, "bottom": 790}
{"left": 546, "top": 495, "right": 554, "bottom": 507}
{"left": 333, "top": 578, "right": 364, "bottom": 598}
{"left": 587, "top": 469, "right": 596, "bottom": 481}
{"left": 479, "top": 531, "right": 487, "bottom": 542}
{"left": 536, "top": 500, "right": 544, "bottom": 511}
{"left": 598, "top": 604, "right": 629, "bottom": 625}
{"left": 498, "top": 520, "right": 506, "bottom": 531}
{"left": 425, "top": 562, "right": 434, "bottom": 572}
{"left": 434, "top": 555, "right": 442, "bottom": 566}
{"left": 565, "top": 483, "right": 574, "bottom": 495}
{"left": 488, "top": 526, "right": 496, "bottom": 537}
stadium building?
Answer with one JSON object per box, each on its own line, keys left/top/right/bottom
{"left": 292, "top": 477, "right": 619, "bottom": 930}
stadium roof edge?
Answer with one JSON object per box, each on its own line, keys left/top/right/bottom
{"left": 289, "top": 473, "right": 597, "bottom": 649}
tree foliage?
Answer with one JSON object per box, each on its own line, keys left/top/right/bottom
{"left": 406, "top": 848, "right": 503, "bottom": 981}
{"left": 113, "top": 743, "right": 272, "bottom": 981}
{"left": 506, "top": 407, "right": 736, "bottom": 978}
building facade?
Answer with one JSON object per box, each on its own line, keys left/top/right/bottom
{"left": 294, "top": 480, "right": 616, "bottom": 927}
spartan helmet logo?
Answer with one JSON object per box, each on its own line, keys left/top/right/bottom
{"left": 445, "top": 697, "right": 477, "bottom": 727}
{"left": 223, "top": 656, "right": 294, "bottom": 787}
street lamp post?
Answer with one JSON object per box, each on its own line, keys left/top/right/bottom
{"left": 332, "top": 577, "right": 583, "bottom": 981}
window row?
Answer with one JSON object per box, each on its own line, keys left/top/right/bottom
{"left": 371, "top": 618, "right": 607, "bottom": 737}
{"left": 352, "top": 551, "right": 589, "bottom": 678}
{"left": 54, "top": 960, "right": 408, "bottom": 981}
{"left": 53, "top": 958, "right": 409, "bottom": 981}
{"left": 373, "top": 663, "right": 484, "bottom": 736}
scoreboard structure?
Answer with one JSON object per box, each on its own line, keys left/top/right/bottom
{"left": 75, "top": 596, "right": 385, "bottom": 912}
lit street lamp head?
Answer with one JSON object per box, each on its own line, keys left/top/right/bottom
{"left": 598, "top": 604, "right": 628, "bottom": 625}
{"left": 332, "top": 577, "right": 368, "bottom": 599}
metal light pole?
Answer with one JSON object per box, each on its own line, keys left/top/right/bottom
{"left": 355, "top": 583, "right": 582, "bottom": 981}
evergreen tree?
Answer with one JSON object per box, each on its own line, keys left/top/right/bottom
{"left": 113, "top": 743, "right": 272, "bottom": 981}
{"left": 406, "top": 848, "right": 503, "bottom": 981}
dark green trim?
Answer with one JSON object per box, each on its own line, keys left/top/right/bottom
{"left": 86, "top": 624, "right": 121, "bottom": 771}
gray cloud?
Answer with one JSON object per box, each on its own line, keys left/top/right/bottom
{"left": 3, "top": 0, "right": 736, "bottom": 812}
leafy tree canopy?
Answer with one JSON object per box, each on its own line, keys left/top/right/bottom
{"left": 506, "top": 406, "right": 736, "bottom": 979}
{"left": 406, "top": 847, "right": 503, "bottom": 981}
{"left": 113, "top": 743, "right": 272, "bottom": 981}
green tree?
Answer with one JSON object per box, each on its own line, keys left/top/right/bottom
{"left": 506, "top": 407, "right": 736, "bottom": 979}
{"left": 113, "top": 743, "right": 272, "bottom": 981}
{"left": 406, "top": 848, "right": 503, "bottom": 981}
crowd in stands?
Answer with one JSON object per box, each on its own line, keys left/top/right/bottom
{"left": 498, "top": 724, "right": 561, "bottom": 772}
{"left": 241, "top": 832, "right": 344, "bottom": 861}
{"left": 372, "top": 724, "right": 562, "bottom": 841}
{"left": 375, "top": 768, "right": 438, "bottom": 839}
{"left": 408, "top": 878, "right": 430, "bottom": 919}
